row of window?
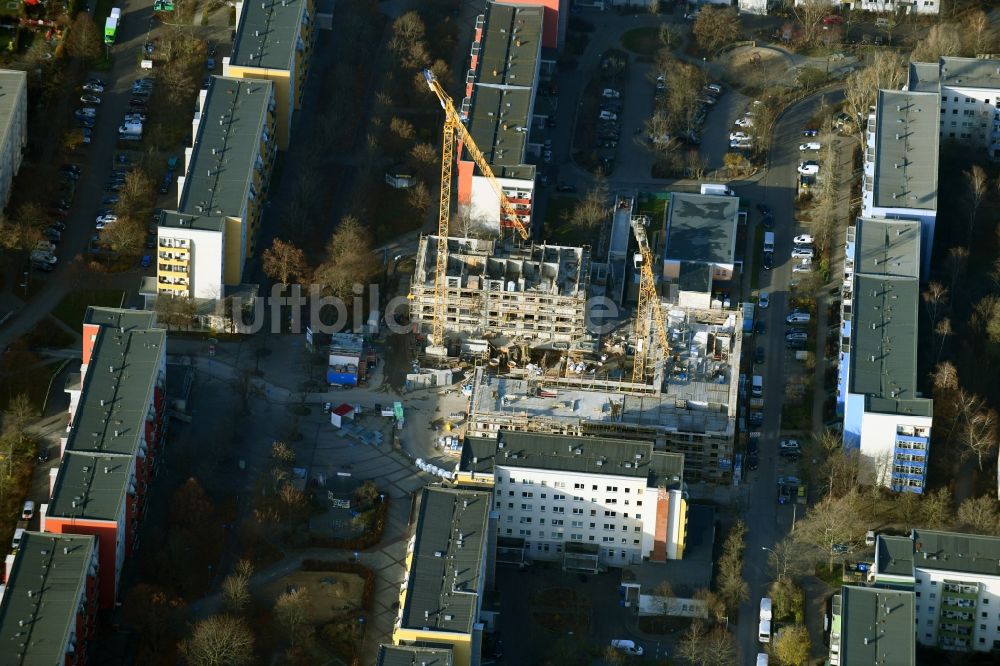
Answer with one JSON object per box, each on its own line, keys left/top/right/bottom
{"left": 942, "top": 96, "right": 994, "bottom": 105}
{"left": 499, "top": 477, "right": 639, "bottom": 495}
{"left": 503, "top": 527, "right": 642, "bottom": 546}
{"left": 500, "top": 492, "right": 643, "bottom": 507}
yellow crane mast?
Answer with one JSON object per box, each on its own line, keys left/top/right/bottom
{"left": 630, "top": 215, "right": 670, "bottom": 384}
{"left": 422, "top": 69, "right": 530, "bottom": 346}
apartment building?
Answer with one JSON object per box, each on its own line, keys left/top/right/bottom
{"left": 377, "top": 644, "right": 454, "bottom": 666}
{"left": 873, "top": 530, "right": 1000, "bottom": 652}
{"left": 908, "top": 57, "right": 1000, "bottom": 160}
{"left": 154, "top": 77, "right": 276, "bottom": 300}
{"left": 410, "top": 236, "right": 591, "bottom": 347}
{"left": 837, "top": 218, "right": 932, "bottom": 493}
{"left": 738, "top": 0, "right": 771, "bottom": 15}
{"left": 794, "top": 0, "right": 938, "bottom": 13}
{"left": 458, "top": 431, "right": 686, "bottom": 568}
{"left": 224, "top": 0, "right": 314, "bottom": 149}
{"left": 0, "top": 69, "right": 25, "bottom": 213}
{"left": 459, "top": 2, "right": 544, "bottom": 234}
{"left": 392, "top": 486, "right": 494, "bottom": 666}
{"left": 0, "top": 533, "right": 99, "bottom": 665}
{"left": 861, "top": 89, "right": 939, "bottom": 273}
{"left": 661, "top": 193, "right": 743, "bottom": 309}
{"left": 45, "top": 308, "right": 166, "bottom": 608}
{"left": 828, "top": 585, "right": 916, "bottom": 666}
{"left": 465, "top": 306, "right": 742, "bottom": 482}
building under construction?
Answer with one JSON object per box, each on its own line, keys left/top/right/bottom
{"left": 464, "top": 306, "right": 743, "bottom": 482}
{"left": 410, "top": 235, "right": 592, "bottom": 348}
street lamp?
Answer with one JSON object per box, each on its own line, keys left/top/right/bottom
{"left": 762, "top": 546, "right": 785, "bottom": 581}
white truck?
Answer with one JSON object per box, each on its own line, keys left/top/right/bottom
{"left": 759, "top": 597, "right": 772, "bottom": 621}
{"left": 758, "top": 619, "right": 771, "bottom": 644}
{"left": 700, "top": 183, "right": 734, "bottom": 196}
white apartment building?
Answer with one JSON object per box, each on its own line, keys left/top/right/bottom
{"left": 861, "top": 89, "right": 938, "bottom": 273}
{"left": 908, "top": 57, "right": 1000, "bottom": 158}
{"left": 154, "top": 212, "right": 227, "bottom": 299}
{"left": 0, "top": 70, "right": 26, "bottom": 213}
{"left": 458, "top": 431, "right": 687, "bottom": 569}
{"left": 738, "top": 0, "right": 771, "bottom": 14}
{"left": 794, "top": 0, "right": 938, "bottom": 14}
{"left": 874, "top": 530, "right": 1000, "bottom": 652}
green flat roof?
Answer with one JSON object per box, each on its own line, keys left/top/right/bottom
{"left": 907, "top": 61, "right": 940, "bottom": 93}
{"left": 911, "top": 529, "right": 1000, "bottom": 576}
{"left": 401, "top": 487, "right": 490, "bottom": 635}
{"left": 159, "top": 210, "right": 225, "bottom": 232}
{"left": 84, "top": 306, "right": 155, "bottom": 330}
{"left": 939, "top": 56, "right": 1000, "bottom": 90}
{"left": 665, "top": 193, "right": 739, "bottom": 265}
{"left": 377, "top": 644, "right": 454, "bottom": 666}
{"left": 462, "top": 431, "right": 684, "bottom": 488}
{"left": 66, "top": 325, "right": 164, "bottom": 458}
{"left": 872, "top": 90, "right": 938, "bottom": 211}
{"left": 230, "top": 0, "right": 308, "bottom": 71}
{"left": 839, "top": 585, "right": 915, "bottom": 666}
{"left": 0, "top": 532, "right": 97, "bottom": 663}
{"left": 178, "top": 76, "right": 273, "bottom": 219}
{"left": 0, "top": 69, "right": 25, "bottom": 160}
{"left": 877, "top": 534, "right": 916, "bottom": 578}
{"left": 467, "top": 86, "right": 531, "bottom": 168}
{"left": 477, "top": 2, "right": 542, "bottom": 86}
{"left": 48, "top": 450, "right": 134, "bottom": 522}
{"left": 853, "top": 218, "right": 921, "bottom": 278}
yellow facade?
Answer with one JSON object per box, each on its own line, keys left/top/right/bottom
{"left": 675, "top": 497, "right": 688, "bottom": 560}
{"left": 391, "top": 628, "right": 472, "bottom": 666}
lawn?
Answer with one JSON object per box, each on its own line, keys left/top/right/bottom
{"left": 620, "top": 27, "right": 661, "bottom": 56}
{"left": 52, "top": 289, "right": 125, "bottom": 330}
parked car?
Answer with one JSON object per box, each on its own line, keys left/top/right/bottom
{"left": 42, "top": 228, "right": 61, "bottom": 242}
{"left": 780, "top": 439, "right": 800, "bottom": 451}
{"left": 799, "top": 142, "right": 821, "bottom": 151}
{"left": 82, "top": 82, "right": 104, "bottom": 93}
{"left": 755, "top": 346, "right": 765, "bottom": 365}
{"left": 792, "top": 260, "right": 813, "bottom": 273}
{"left": 610, "top": 640, "right": 644, "bottom": 656}
{"left": 37, "top": 445, "right": 49, "bottom": 462}
{"left": 86, "top": 77, "right": 105, "bottom": 87}
{"left": 102, "top": 195, "right": 120, "bottom": 206}
{"left": 786, "top": 310, "right": 810, "bottom": 323}
{"left": 823, "top": 14, "right": 843, "bottom": 25}
{"left": 758, "top": 291, "right": 769, "bottom": 309}
{"left": 778, "top": 476, "right": 801, "bottom": 487}
{"left": 80, "top": 94, "right": 102, "bottom": 105}
{"left": 601, "top": 88, "right": 621, "bottom": 99}
{"left": 762, "top": 251, "right": 773, "bottom": 270}
{"left": 598, "top": 110, "right": 618, "bottom": 121}
{"left": 802, "top": 128, "right": 818, "bottom": 137}
{"left": 785, "top": 330, "right": 808, "bottom": 342}
{"left": 747, "top": 453, "right": 759, "bottom": 471}
{"left": 140, "top": 255, "right": 152, "bottom": 268}
{"left": 735, "top": 116, "right": 754, "bottom": 128}
{"left": 793, "top": 234, "right": 814, "bottom": 245}
{"left": 705, "top": 83, "right": 723, "bottom": 94}
{"left": 96, "top": 214, "right": 117, "bottom": 225}
{"left": 730, "top": 131, "right": 749, "bottom": 141}
{"left": 21, "top": 501, "right": 34, "bottom": 520}
{"left": 76, "top": 118, "right": 95, "bottom": 129}
{"left": 791, "top": 246, "right": 814, "bottom": 259}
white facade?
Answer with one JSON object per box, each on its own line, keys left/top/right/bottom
{"left": 856, "top": 410, "right": 933, "bottom": 488}
{"left": 0, "top": 70, "right": 26, "bottom": 213}
{"left": 738, "top": 0, "right": 770, "bottom": 15}
{"left": 853, "top": 0, "right": 939, "bottom": 14}
{"left": 469, "top": 175, "right": 535, "bottom": 234}
{"left": 914, "top": 566, "right": 1000, "bottom": 651}
{"left": 938, "top": 85, "right": 1000, "bottom": 155}
{"left": 492, "top": 465, "right": 685, "bottom": 566}
{"left": 156, "top": 225, "right": 225, "bottom": 299}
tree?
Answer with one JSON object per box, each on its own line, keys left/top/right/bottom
{"left": 770, "top": 577, "right": 805, "bottom": 624}
{"left": 716, "top": 520, "right": 748, "bottom": 612}
{"left": 965, "top": 165, "right": 989, "bottom": 242}
{"left": 677, "top": 621, "right": 736, "bottom": 666}
{"left": 946, "top": 246, "right": 969, "bottom": 292}
{"left": 973, "top": 294, "right": 1000, "bottom": 344}
{"left": 843, "top": 52, "right": 906, "bottom": 135}
{"left": 2, "top": 392, "right": 37, "bottom": 436}
{"left": 920, "top": 487, "right": 953, "bottom": 529}
{"left": 123, "top": 584, "right": 186, "bottom": 661}
{"left": 221, "top": 561, "right": 253, "bottom": 614}
{"left": 261, "top": 238, "right": 308, "bottom": 287}
{"left": 275, "top": 587, "right": 312, "bottom": 646}
{"left": 912, "top": 23, "right": 965, "bottom": 62}
{"left": 692, "top": 7, "right": 742, "bottom": 54}
{"left": 966, "top": 9, "right": 995, "bottom": 56}
{"left": 154, "top": 294, "right": 197, "bottom": 329}
{"left": 693, "top": 588, "right": 727, "bottom": 624}
{"left": 406, "top": 181, "right": 432, "bottom": 219}
{"left": 602, "top": 645, "right": 625, "bottom": 666}
{"left": 159, "top": 60, "right": 198, "bottom": 107}
{"left": 772, "top": 624, "right": 810, "bottom": 666}
{"left": 169, "top": 477, "right": 215, "bottom": 532}
{"left": 312, "top": 215, "right": 379, "bottom": 301}
{"left": 272, "top": 441, "right": 295, "bottom": 466}
{"left": 181, "top": 615, "right": 254, "bottom": 666}
{"left": 957, "top": 495, "right": 1000, "bottom": 535}
{"left": 963, "top": 408, "right": 998, "bottom": 472}
{"left": 455, "top": 204, "right": 489, "bottom": 238}
{"left": 231, "top": 368, "right": 262, "bottom": 414}
{"left": 766, "top": 537, "right": 811, "bottom": 582}
{"left": 572, "top": 174, "right": 610, "bottom": 229}
{"left": 66, "top": 13, "right": 103, "bottom": 61}
{"left": 921, "top": 281, "right": 948, "bottom": 325}
{"left": 389, "top": 11, "right": 429, "bottom": 71}
{"left": 794, "top": 492, "right": 866, "bottom": 569}
{"left": 99, "top": 216, "right": 145, "bottom": 255}
{"left": 790, "top": 0, "right": 831, "bottom": 47}
{"left": 723, "top": 152, "right": 752, "bottom": 178}
{"left": 116, "top": 170, "right": 155, "bottom": 219}
{"left": 355, "top": 479, "right": 380, "bottom": 506}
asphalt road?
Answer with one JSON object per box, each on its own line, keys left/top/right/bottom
{"left": 731, "top": 86, "right": 845, "bottom": 665}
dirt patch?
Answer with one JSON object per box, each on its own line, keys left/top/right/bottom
{"left": 721, "top": 47, "right": 790, "bottom": 94}
{"left": 257, "top": 571, "right": 366, "bottom": 625}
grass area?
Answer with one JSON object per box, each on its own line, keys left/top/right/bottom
{"left": 814, "top": 563, "right": 844, "bottom": 589}
{"left": 620, "top": 26, "right": 661, "bottom": 56}
{"left": 636, "top": 193, "right": 668, "bottom": 223}
{"left": 542, "top": 195, "right": 588, "bottom": 244}
{"left": 52, "top": 289, "right": 125, "bottom": 330}
{"left": 0, "top": 352, "right": 62, "bottom": 411}
{"left": 750, "top": 224, "right": 764, "bottom": 290}
{"left": 781, "top": 380, "right": 815, "bottom": 430}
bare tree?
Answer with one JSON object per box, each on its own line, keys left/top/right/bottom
{"left": 843, "top": 52, "right": 906, "bottom": 135}
{"left": 931, "top": 360, "right": 959, "bottom": 393}
{"left": 963, "top": 408, "right": 998, "bottom": 472}
{"left": 573, "top": 174, "right": 610, "bottom": 230}
{"left": 677, "top": 621, "right": 736, "bottom": 666}
{"left": 406, "top": 181, "right": 433, "bottom": 220}
{"left": 791, "top": 0, "right": 832, "bottom": 47}
{"left": 912, "top": 23, "right": 965, "bottom": 62}
{"left": 181, "top": 615, "right": 254, "bottom": 666}
{"left": 922, "top": 281, "right": 948, "bottom": 325}
{"left": 716, "top": 520, "right": 748, "bottom": 612}
{"left": 794, "top": 491, "right": 866, "bottom": 569}
{"left": 275, "top": 587, "right": 312, "bottom": 646}
{"left": 455, "top": 204, "right": 489, "bottom": 238}
{"left": 221, "top": 561, "right": 253, "bottom": 614}
{"left": 957, "top": 495, "right": 1000, "bottom": 534}
{"left": 99, "top": 217, "right": 145, "bottom": 256}
{"left": 946, "top": 246, "right": 969, "bottom": 292}
{"left": 965, "top": 165, "right": 989, "bottom": 242}
{"left": 772, "top": 624, "right": 811, "bottom": 666}
{"left": 312, "top": 215, "right": 378, "bottom": 300}
{"left": 934, "top": 317, "right": 952, "bottom": 361}
{"left": 66, "top": 13, "right": 103, "bottom": 61}
{"left": 261, "top": 238, "right": 308, "bottom": 287}
{"left": 116, "top": 170, "right": 156, "bottom": 219}
{"left": 692, "top": 7, "right": 742, "bottom": 54}
{"left": 966, "top": 10, "right": 994, "bottom": 56}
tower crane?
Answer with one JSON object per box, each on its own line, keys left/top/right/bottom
{"left": 422, "top": 69, "right": 530, "bottom": 347}
{"left": 630, "top": 215, "right": 670, "bottom": 384}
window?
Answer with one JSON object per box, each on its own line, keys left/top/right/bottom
{"left": 553, "top": 506, "right": 564, "bottom": 514}
{"left": 602, "top": 536, "right": 614, "bottom": 543}
{"left": 930, "top": 593, "right": 936, "bottom": 599}
{"left": 571, "top": 533, "right": 582, "bottom": 540}
{"left": 606, "top": 486, "right": 618, "bottom": 492}
{"left": 591, "top": 485, "right": 598, "bottom": 491}
{"left": 571, "top": 520, "right": 583, "bottom": 528}
{"left": 590, "top": 510, "right": 597, "bottom": 516}
{"left": 519, "top": 529, "right": 531, "bottom": 536}
{"left": 624, "top": 500, "right": 630, "bottom": 505}
{"left": 636, "top": 501, "right": 643, "bottom": 507}
{"left": 572, "top": 508, "right": 583, "bottom": 515}
{"left": 507, "top": 502, "right": 513, "bottom": 509}
{"left": 966, "top": 98, "right": 974, "bottom": 104}
{"left": 634, "top": 539, "right": 640, "bottom": 545}
{"left": 508, "top": 491, "right": 514, "bottom": 497}
{"left": 634, "top": 526, "right": 641, "bottom": 532}
{"left": 521, "top": 504, "right": 531, "bottom": 511}
{"left": 506, "top": 515, "right": 513, "bottom": 523}
{"left": 981, "top": 624, "right": 987, "bottom": 630}
{"left": 953, "top": 109, "right": 958, "bottom": 114}
{"left": 954, "top": 96, "right": 959, "bottom": 102}
{"left": 624, "top": 488, "right": 631, "bottom": 494}
{"left": 495, "top": 501, "right": 501, "bottom": 508}
{"left": 603, "top": 524, "right": 615, "bottom": 530}
{"left": 932, "top": 582, "right": 938, "bottom": 586}
{"left": 539, "top": 518, "right": 546, "bottom": 525}
{"left": 552, "top": 519, "right": 564, "bottom": 526}
{"left": 554, "top": 494, "right": 566, "bottom": 501}
{"left": 623, "top": 513, "right": 629, "bottom": 519}
{"left": 540, "top": 493, "right": 547, "bottom": 499}
{"left": 981, "top": 612, "right": 987, "bottom": 618}
{"left": 574, "top": 483, "right": 584, "bottom": 489}
{"left": 539, "top": 505, "right": 547, "bottom": 512}
{"left": 519, "top": 517, "right": 532, "bottom": 524}
{"left": 604, "top": 510, "right": 617, "bottom": 517}
{"left": 589, "top": 535, "right": 595, "bottom": 541}
{"left": 607, "top": 498, "right": 618, "bottom": 504}
{"left": 522, "top": 492, "right": 533, "bottom": 498}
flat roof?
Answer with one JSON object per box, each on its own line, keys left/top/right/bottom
{"left": 377, "top": 645, "right": 454, "bottom": 666}
{"left": 677, "top": 261, "right": 712, "bottom": 294}
{"left": 872, "top": 90, "right": 939, "bottom": 211}
{"left": 910, "top": 529, "right": 1000, "bottom": 577}
{"left": 664, "top": 193, "right": 739, "bottom": 264}
{"left": 230, "top": 0, "right": 308, "bottom": 71}
{"left": 853, "top": 218, "right": 921, "bottom": 278}
{"left": 0, "top": 532, "right": 96, "bottom": 663}
{"left": 939, "top": 56, "right": 1000, "bottom": 90}
{"left": 839, "top": 586, "right": 915, "bottom": 666}
{"left": 48, "top": 450, "right": 134, "bottom": 521}
{"left": 178, "top": 76, "right": 273, "bottom": 219}
{"left": 477, "top": 2, "right": 543, "bottom": 86}
{"left": 461, "top": 431, "right": 683, "bottom": 487}
{"left": 0, "top": 69, "right": 25, "bottom": 158}
{"left": 67, "top": 325, "right": 164, "bottom": 458}
{"left": 401, "top": 487, "right": 491, "bottom": 635}
{"left": 83, "top": 305, "right": 153, "bottom": 330}
{"left": 159, "top": 210, "right": 225, "bottom": 233}
{"left": 907, "top": 61, "right": 940, "bottom": 93}
{"left": 877, "top": 534, "right": 917, "bottom": 578}
{"left": 464, "top": 1, "right": 542, "bottom": 175}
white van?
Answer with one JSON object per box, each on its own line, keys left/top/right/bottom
{"left": 757, "top": 654, "right": 769, "bottom": 666}
{"left": 758, "top": 619, "right": 771, "bottom": 643}
{"left": 751, "top": 374, "right": 763, "bottom": 398}
{"left": 759, "top": 596, "right": 773, "bottom": 621}
{"left": 610, "top": 639, "right": 643, "bottom": 656}
{"left": 11, "top": 528, "right": 24, "bottom": 551}
{"left": 763, "top": 231, "right": 775, "bottom": 253}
